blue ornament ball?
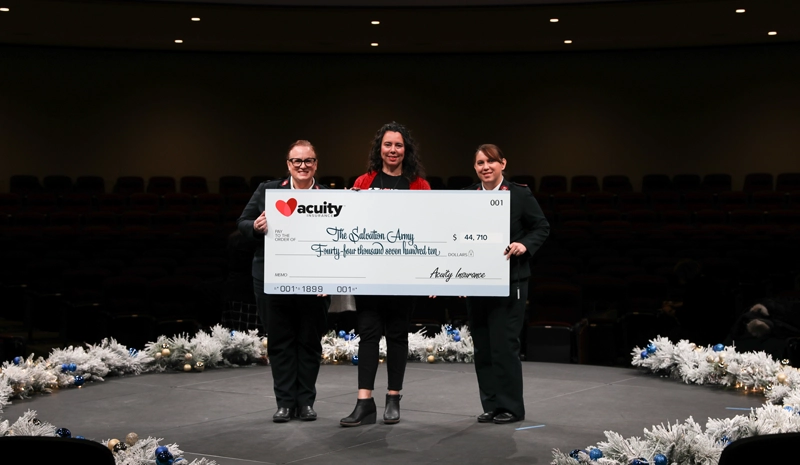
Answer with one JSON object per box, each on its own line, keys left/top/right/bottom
{"left": 156, "top": 451, "right": 174, "bottom": 465}
{"left": 653, "top": 454, "right": 668, "bottom": 465}
{"left": 784, "top": 406, "right": 795, "bottom": 413}
{"left": 230, "top": 330, "right": 236, "bottom": 338}
{"left": 640, "top": 350, "right": 649, "bottom": 359}
{"left": 646, "top": 343, "right": 657, "bottom": 354}
{"left": 631, "top": 459, "right": 650, "bottom": 465}
{"left": 351, "top": 355, "right": 359, "bottom": 365}
{"left": 75, "top": 436, "right": 85, "bottom": 440}
{"left": 74, "top": 375, "right": 85, "bottom": 386}
{"left": 129, "top": 348, "right": 138, "bottom": 357}
{"left": 589, "top": 449, "right": 603, "bottom": 460}
{"left": 568, "top": 449, "right": 585, "bottom": 459}
{"left": 13, "top": 356, "right": 21, "bottom": 365}
{"left": 713, "top": 343, "right": 725, "bottom": 352}
{"left": 344, "top": 334, "right": 352, "bottom": 341}
{"left": 68, "top": 363, "right": 77, "bottom": 372}
{"left": 453, "top": 334, "right": 461, "bottom": 342}
{"left": 61, "top": 363, "right": 70, "bottom": 373}
{"left": 55, "top": 428, "right": 71, "bottom": 438}
{"left": 155, "top": 446, "right": 170, "bottom": 455}
{"left": 338, "top": 330, "right": 346, "bottom": 338}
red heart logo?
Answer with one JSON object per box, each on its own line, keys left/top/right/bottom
{"left": 275, "top": 198, "right": 298, "bottom": 217}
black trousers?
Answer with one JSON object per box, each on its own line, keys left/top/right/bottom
{"left": 266, "top": 294, "right": 327, "bottom": 408}
{"left": 355, "top": 295, "right": 413, "bottom": 391}
{"left": 253, "top": 277, "right": 269, "bottom": 335}
{"left": 466, "top": 280, "right": 528, "bottom": 418}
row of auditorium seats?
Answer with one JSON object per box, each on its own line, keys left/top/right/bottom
{"left": 7, "top": 209, "right": 800, "bottom": 234}
{"left": 8, "top": 173, "right": 800, "bottom": 195}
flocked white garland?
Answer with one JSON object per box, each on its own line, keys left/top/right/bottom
{"left": 550, "top": 336, "right": 800, "bottom": 465}
{"left": 0, "top": 323, "right": 472, "bottom": 464}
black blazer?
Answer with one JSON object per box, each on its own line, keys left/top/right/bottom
{"left": 467, "top": 179, "right": 550, "bottom": 282}
{"left": 237, "top": 177, "right": 325, "bottom": 281}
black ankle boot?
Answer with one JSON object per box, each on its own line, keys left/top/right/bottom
{"left": 384, "top": 394, "right": 402, "bottom": 424}
{"left": 340, "top": 398, "right": 377, "bottom": 427}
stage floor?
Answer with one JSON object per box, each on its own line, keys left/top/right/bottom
{"left": 1, "top": 361, "right": 766, "bottom": 464}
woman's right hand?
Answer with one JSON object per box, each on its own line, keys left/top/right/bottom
{"left": 254, "top": 211, "right": 268, "bottom": 234}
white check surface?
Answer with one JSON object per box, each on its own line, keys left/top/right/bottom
{"left": 264, "top": 190, "right": 510, "bottom": 296}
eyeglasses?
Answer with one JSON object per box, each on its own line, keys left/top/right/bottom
{"left": 288, "top": 158, "right": 317, "bottom": 167}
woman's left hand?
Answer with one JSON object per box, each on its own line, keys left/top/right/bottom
{"left": 504, "top": 242, "right": 527, "bottom": 260}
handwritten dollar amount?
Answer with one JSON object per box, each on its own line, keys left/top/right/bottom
{"left": 453, "top": 234, "right": 488, "bottom": 241}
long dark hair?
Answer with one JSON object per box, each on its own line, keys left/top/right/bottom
{"left": 367, "top": 121, "right": 425, "bottom": 181}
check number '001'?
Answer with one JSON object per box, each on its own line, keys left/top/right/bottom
{"left": 490, "top": 199, "right": 504, "bottom": 206}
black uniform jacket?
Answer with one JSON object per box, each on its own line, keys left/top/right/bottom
{"left": 237, "top": 177, "right": 326, "bottom": 281}
{"left": 467, "top": 179, "right": 550, "bottom": 282}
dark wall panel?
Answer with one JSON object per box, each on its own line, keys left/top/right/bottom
{"left": 1, "top": 43, "right": 798, "bottom": 192}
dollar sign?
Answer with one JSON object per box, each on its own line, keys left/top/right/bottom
{"left": 452, "top": 234, "right": 457, "bottom": 241}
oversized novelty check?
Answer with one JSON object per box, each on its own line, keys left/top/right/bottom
{"left": 264, "top": 190, "right": 510, "bottom": 296}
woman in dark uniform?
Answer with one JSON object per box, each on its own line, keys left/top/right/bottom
{"left": 237, "top": 140, "right": 328, "bottom": 423}
{"left": 466, "top": 143, "right": 549, "bottom": 424}
{"left": 340, "top": 122, "right": 431, "bottom": 427}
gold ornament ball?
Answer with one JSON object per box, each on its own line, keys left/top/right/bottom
{"left": 194, "top": 361, "right": 205, "bottom": 372}
{"left": 777, "top": 373, "right": 788, "bottom": 384}
{"left": 183, "top": 364, "right": 192, "bottom": 372}
{"left": 125, "top": 432, "right": 138, "bottom": 446}
{"left": 426, "top": 345, "right": 434, "bottom": 353}
{"left": 706, "top": 355, "right": 715, "bottom": 363}
{"left": 782, "top": 359, "right": 790, "bottom": 366}
{"left": 154, "top": 353, "right": 161, "bottom": 360}
{"left": 262, "top": 338, "right": 269, "bottom": 348}
{"left": 427, "top": 355, "right": 435, "bottom": 363}
{"left": 107, "top": 439, "right": 120, "bottom": 452}
{"left": 161, "top": 348, "right": 171, "bottom": 357}
{"left": 718, "top": 362, "right": 726, "bottom": 369}
{"left": 184, "top": 353, "right": 193, "bottom": 361}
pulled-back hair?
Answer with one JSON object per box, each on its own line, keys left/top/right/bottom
{"left": 475, "top": 144, "right": 505, "bottom": 163}
{"left": 287, "top": 140, "right": 316, "bottom": 158}
{"left": 368, "top": 122, "right": 425, "bottom": 181}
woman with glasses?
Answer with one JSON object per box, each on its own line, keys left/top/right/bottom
{"left": 465, "top": 144, "right": 549, "bottom": 425}
{"left": 237, "top": 140, "right": 328, "bottom": 423}
{"left": 340, "top": 122, "right": 430, "bottom": 427}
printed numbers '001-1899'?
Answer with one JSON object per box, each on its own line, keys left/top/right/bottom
{"left": 278, "top": 285, "right": 324, "bottom": 293}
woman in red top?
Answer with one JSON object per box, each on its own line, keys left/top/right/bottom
{"left": 340, "top": 122, "right": 430, "bottom": 427}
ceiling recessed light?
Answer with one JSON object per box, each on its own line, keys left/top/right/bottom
{"left": 564, "top": 40, "right": 573, "bottom": 44}
{"left": 735, "top": 9, "right": 745, "bottom": 13}
{"left": 0, "top": 7, "right": 10, "bottom": 12}
{"left": 191, "top": 17, "right": 201, "bottom": 22}
{"left": 768, "top": 31, "right": 778, "bottom": 36}
{"left": 371, "top": 20, "right": 380, "bottom": 25}
{"left": 175, "top": 39, "right": 184, "bottom": 44}
{"left": 550, "top": 18, "right": 559, "bottom": 23}
{"left": 370, "top": 42, "right": 379, "bottom": 47}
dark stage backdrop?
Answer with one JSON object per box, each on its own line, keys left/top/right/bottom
{"left": 0, "top": 43, "right": 798, "bottom": 192}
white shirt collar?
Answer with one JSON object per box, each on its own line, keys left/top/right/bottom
{"left": 290, "top": 177, "right": 315, "bottom": 190}
{"left": 481, "top": 176, "right": 504, "bottom": 191}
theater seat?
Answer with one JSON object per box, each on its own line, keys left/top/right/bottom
{"left": 0, "top": 437, "right": 114, "bottom": 464}
{"left": 719, "top": 433, "right": 800, "bottom": 465}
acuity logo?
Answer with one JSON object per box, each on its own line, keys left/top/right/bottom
{"left": 275, "top": 198, "right": 343, "bottom": 217}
